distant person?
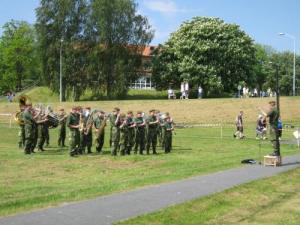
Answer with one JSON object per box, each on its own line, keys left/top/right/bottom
{"left": 167, "top": 88, "right": 176, "bottom": 99}
{"left": 234, "top": 111, "right": 245, "bottom": 139}
{"left": 278, "top": 117, "right": 283, "bottom": 140}
{"left": 184, "top": 82, "right": 189, "bottom": 99}
{"left": 256, "top": 114, "right": 267, "bottom": 140}
{"left": 242, "top": 87, "right": 246, "bottom": 98}
{"left": 198, "top": 86, "right": 203, "bottom": 99}
{"left": 180, "top": 82, "right": 185, "bottom": 99}
{"left": 253, "top": 88, "right": 258, "bottom": 97}
{"left": 267, "top": 88, "right": 272, "bottom": 97}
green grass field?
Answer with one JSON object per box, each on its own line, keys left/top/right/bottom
{"left": 0, "top": 123, "right": 298, "bottom": 217}
{"left": 0, "top": 88, "right": 300, "bottom": 221}
{"left": 117, "top": 167, "right": 300, "bottom": 225}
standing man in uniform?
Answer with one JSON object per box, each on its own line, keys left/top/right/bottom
{"left": 134, "top": 111, "right": 146, "bottom": 154}
{"left": 22, "top": 103, "right": 35, "bottom": 154}
{"left": 110, "top": 107, "right": 121, "bottom": 156}
{"left": 81, "top": 107, "right": 93, "bottom": 154}
{"left": 66, "top": 106, "right": 80, "bottom": 156}
{"left": 126, "top": 111, "right": 136, "bottom": 155}
{"left": 164, "top": 115, "right": 174, "bottom": 153}
{"left": 17, "top": 105, "right": 25, "bottom": 148}
{"left": 94, "top": 110, "right": 106, "bottom": 153}
{"left": 146, "top": 109, "right": 159, "bottom": 154}
{"left": 119, "top": 113, "right": 128, "bottom": 155}
{"left": 36, "top": 110, "right": 48, "bottom": 151}
{"left": 58, "top": 108, "right": 67, "bottom": 147}
{"left": 260, "top": 101, "right": 280, "bottom": 156}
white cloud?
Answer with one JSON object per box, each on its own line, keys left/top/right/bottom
{"left": 143, "top": 0, "right": 178, "bottom": 13}
{"left": 142, "top": 0, "right": 203, "bottom": 14}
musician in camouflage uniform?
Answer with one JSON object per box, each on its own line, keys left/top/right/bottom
{"left": 163, "top": 115, "right": 174, "bottom": 153}
{"left": 66, "top": 106, "right": 80, "bottom": 156}
{"left": 261, "top": 101, "right": 280, "bottom": 156}
{"left": 36, "top": 110, "right": 48, "bottom": 151}
{"left": 156, "top": 110, "right": 163, "bottom": 147}
{"left": 119, "top": 113, "right": 129, "bottom": 155}
{"left": 126, "top": 111, "right": 136, "bottom": 155}
{"left": 18, "top": 105, "right": 25, "bottom": 148}
{"left": 80, "top": 107, "right": 93, "bottom": 154}
{"left": 146, "top": 109, "right": 159, "bottom": 154}
{"left": 134, "top": 111, "right": 146, "bottom": 154}
{"left": 31, "top": 110, "right": 39, "bottom": 153}
{"left": 110, "top": 107, "right": 121, "bottom": 156}
{"left": 94, "top": 110, "right": 106, "bottom": 153}
{"left": 22, "top": 103, "right": 35, "bottom": 154}
{"left": 44, "top": 124, "right": 50, "bottom": 146}
{"left": 58, "top": 108, "right": 67, "bottom": 147}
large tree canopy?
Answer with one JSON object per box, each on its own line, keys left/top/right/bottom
{"left": 35, "top": 0, "right": 153, "bottom": 101}
{"left": 152, "top": 17, "right": 257, "bottom": 97}
{"left": 0, "top": 20, "right": 39, "bottom": 93}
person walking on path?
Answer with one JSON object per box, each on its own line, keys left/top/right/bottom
{"left": 234, "top": 111, "right": 245, "bottom": 139}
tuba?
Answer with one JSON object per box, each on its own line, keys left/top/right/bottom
{"left": 14, "top": 95, "right": 32, "bottom": 125}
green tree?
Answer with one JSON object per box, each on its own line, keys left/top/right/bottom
{"left": 266, "top": 52, "right": 299, "bottom": 96}
{"left": 36, "top": 0, "right": 89, "bottom": 101}
{"left": 152, "top": 17, "right": 256, "bottom": 97}
{"left": 36, "top": 0, "right": 153, "bottom": 101}
{"left": 0, "top": 20, "right": 39, "bottom": 93}
{"left": 252, "top": 44, "right": 271, "bottom": 92}
{"left": 90, "top": 0, "right": 153, "bottom": 99}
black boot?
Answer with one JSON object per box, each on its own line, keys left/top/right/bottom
{"left": 87, "top": 147, "right": 92, "bottom": 154}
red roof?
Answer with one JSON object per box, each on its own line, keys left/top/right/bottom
{"left": 142, "top": 46, "right": 157, "bottom": 57}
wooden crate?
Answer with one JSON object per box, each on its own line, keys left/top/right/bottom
{"left": 263, "top": 155, "right": 282, "bottom": 167}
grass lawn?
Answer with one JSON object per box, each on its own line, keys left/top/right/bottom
{"left": 0, "top": 123, "right": 299, "bottom": 217}
{"left": 0, "top": 91, "right": 300, "bottom": 218}
{"left": 117, "top": 167, "right": 300, "bottom": 225}
{"left": 1, "top": 86, "right": 300, "bottom": 124}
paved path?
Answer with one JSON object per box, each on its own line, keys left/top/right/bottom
{"left": 1, "top": 154, "right": 300, "bottom": 225}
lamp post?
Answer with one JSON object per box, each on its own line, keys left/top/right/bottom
{"left": 279, "top": 33, "right": 296, "bottom": 96}
{"left": 59, "top": 38, "right": 64, "bottom": 102}
{"left": 269, "top": 61, "right": 280, "bottom": 157}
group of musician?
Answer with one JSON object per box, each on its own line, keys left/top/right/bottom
{"left": 18, "top": 104, "right": 175, "bottom": 156}
{"left": 18, "top": 103, "right": 52, "bottom": 154}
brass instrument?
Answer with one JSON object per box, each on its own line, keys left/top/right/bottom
{"left": 96, "top": 113, "right": 107, "bottom": 138}
{"left": 14, "top": 111, "right": 24, "bottom": 125}
{"left": 14, "top": 95, "right": 32, "bottom": 125}
{"left": 84, "top": 109, "right": 101, "bottom": 135}
{"left": 79, "top": 111, "right": 84, "bottom": 132}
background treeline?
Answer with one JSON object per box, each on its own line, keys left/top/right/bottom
{"left": 0, "top": 3, "right": 299, "bottom": 100}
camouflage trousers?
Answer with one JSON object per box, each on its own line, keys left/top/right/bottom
{"left": 146, "top": 128, "right": 158, "bottom": 154}
{"left": 69, "top": 129, "right": 80, "bottom": 156}
{"left": 111, "top": 127, "right": 120, "bottom": 156}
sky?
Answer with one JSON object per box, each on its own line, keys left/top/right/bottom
{"left": 0, "top": 0, "right": 299, "bottom": 53}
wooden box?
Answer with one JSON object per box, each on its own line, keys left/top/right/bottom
{"left": 263, "top": 155, "right": 282, "bottom": 167}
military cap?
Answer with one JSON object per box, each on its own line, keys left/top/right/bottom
{"left": 113, "top": 107, "right": 120, "bottom": 112}
{"left": 269, "top": 100, "right": 276, "bottom": 105}
{"left": 136, "top": 110, "right": 143, "bottom": 114}
{"left": 149, "top": 109, "right": 156, "bottom": 113}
